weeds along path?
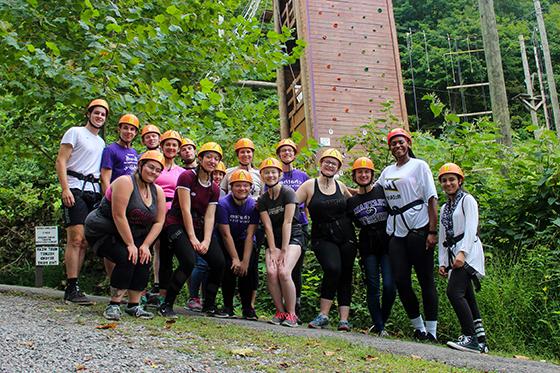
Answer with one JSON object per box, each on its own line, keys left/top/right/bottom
{"left": 0, "top": 284, "right": 558, "bottom": 372}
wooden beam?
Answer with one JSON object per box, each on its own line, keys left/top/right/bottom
{"left": 457, "top": 110, "right": 493, "bottom": 118}
{"left": 447, "top": 82, "right": 489, "bottom": 90}
{"left": 234, "top": 80, "right": 277, "bottom": 89}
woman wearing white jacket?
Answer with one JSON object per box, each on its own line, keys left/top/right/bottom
{"left": 437, "top": 163, "right": 488, "bottom": 354}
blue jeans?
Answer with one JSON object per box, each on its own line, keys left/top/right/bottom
{"left": 189, "top": 254, "right": 209, "bottom": 298}
{"left": 363, "top": 254, "right": 396, "bottom": 331}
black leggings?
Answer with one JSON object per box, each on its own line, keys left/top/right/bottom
{"left": 388, "top": 230, "right": 438, "bottom": 321}
{"left": 102, "top": 236, "right": 150, "bottom": 291}
{"left": 291, "top": 224, "right": 308, "bottom": 299}
{"left": 160, "top": 225, "right": 225, "bottom": 308}
{"left": 221, "top": 240, "right": 259, "bottom": 311}
{"left": 312, "top": 239, "right": 357, "bottom": 306}
{"left": 447, "top": 267, "right": 481, "bottom": 336}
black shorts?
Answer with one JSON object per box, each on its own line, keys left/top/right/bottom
{"left": 273, "top": 232, "right": 305, "bottom": 249}
{"left": 63, "top": 188, "right": 102, "bottom": 227}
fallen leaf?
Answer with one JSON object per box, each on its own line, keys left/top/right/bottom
{"left": 278, "top": 362, "right": 291, "bottom": 368}
{"left": 75, "top": 363, "right": 86, "bottom": 371}
{"left": 324, "top": 351, "right": 336, "bottom": 356}
{"left": 411, "top": 354, "right": 422, "bottom": 360}
{"left": 265, "top": 345, "right": 279, "bottom": 352}
{"left": 336, "top": 357, "right": 345, "bottom": 362}
{"left": 164, "top": 319, "right": 176, "bottom": 329}
{"left": 96, "top": 323, "right": 117, "bottom": 330}
{"left": 364, "top": 354, "right": 378, "bottom": 361}
{"left": 231, "top": 347, "right": 254, "bottom": 357}
{"left": 54, "top": 308, "right": 66, "bottom": 312}
{"left": 514, "top": 355, "right": 530, "bottom": 360}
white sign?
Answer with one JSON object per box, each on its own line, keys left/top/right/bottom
{"left": 320, "top": 137, "right": 331, "bottom": 146}
{"left": 36, "top": 246, "right": 59, "bottom": 266}
{"left": 35, "top": 226, "right": 58, "bottom": 245}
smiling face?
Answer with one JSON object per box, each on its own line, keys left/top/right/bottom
{"left": 199, "top": 151, "right": 220, "bottom": 172}
{"left": 389, "top": 135, "right": 410, "bottom": 160}
{"left": 87, "top": 107, "right": 108, "bottom": 128}
{"left": 213, "top": 171, "right": 225, "bottom": 184}
{"left": 180, "top": 144, "right": 196, "bottom": 164}
{"left": 261, "top": 167, "right": 280, "bottom": 187}
{"left": 237, "top": 148, "right": 253, "bottom": 166}
{"left": 320, "top": 157, "right": 340, "bottom": 177}
{"left": 162, "top": 139, "right": 180, "bottom": 159}
{"left": 140, "top": 160, "right": 163, "bottom": 183}
{"left": 439, "top": 173, "right": 462, "bottom": 196}
{"left": 142, "top": 132, "right": 160, "bottom": 150}
{"left": 354, "top": 168, "right": 373, "bottom": 186}
{"left": 231, "top": 181, "right": 251, "bottom": 200}
{"left": 118, "top": 123, "right": 138, "bottom": 144}
{"left": 277, "top": 145, "right": 295, "bottom": 164}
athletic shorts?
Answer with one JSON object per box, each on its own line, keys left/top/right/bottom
{"left": 63, "top": 188, "right": 102, "bottom": 227}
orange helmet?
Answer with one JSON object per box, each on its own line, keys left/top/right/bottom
{"left": 438, "top": 163, "right": 464, "bottom": 180}
{"left": 319, "top": 148, "right": 343, "bottom": 166}
{"left": 276, "top": 138, "right": 298, "bottom": 154}
{"left": 118, "top": 114, "right": 140, "bottom": 129}
{"left": 181, "top": 137, "right": 196, "bottom": 149}
{"left": 215, "top": 161, "right": 227, "bottom": 174}
{"left": 141, "top": 124, "right": 161, "bottom": 137}
{"left": 387, "top": 127, "right": 411, "bottom": 145}
{"left": 139, "top": 150, "right": 165, "bottom": 169}
{"left": 352, "top": 157, "right": 375, "bottom": 172}
{"left": 198, "top": 142, "right": 223, "bottom": 160}
{"left": 229, "top": 169, "right": 254, "bottom": 185}
{"left": 160, "top": 130, "right": 182, "bottom": 145}
{"left": 87, "top": 98, "right": 109, "bottom": 114}
{"left": 234, "top": 138, "right": 255, "bottom": 152}
{"left": 259, "top": 157, "right": 283, "bottom": 173}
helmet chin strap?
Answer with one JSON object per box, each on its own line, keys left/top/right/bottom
{"left": 266, "top": 181, "right": 280, "bottom": 189}
{"left": 137, "top": 164, "right": 149, "bottom": 184}
{"left": 320, "top": 171, "right": 335, "bottom": 179}
{"left": 88, "top": 117, "right": 103, "bottom": 129}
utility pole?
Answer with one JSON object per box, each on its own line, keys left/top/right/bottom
{"left": 533, "top": 0, "right": 560, "bottom": 136}
{"left": 478, "top": 0, "right": 512, "bottom": 145}
{"left": 518, "top": 35, "right": 540, "bottom": 130}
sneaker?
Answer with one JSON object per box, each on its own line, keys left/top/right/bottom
{"left": 413, "top": 329, "right": 427, "bottom": 341}
{"left": 426, "top": 332, "right": 438, "bottom": 343}
{"left": 337, "top": 320, "right": 351, "bottom": 332}
{"left": 478, "top": 342, "right": 489, "bottom": 354}
{"left": 125, "top": 305, "right": 154, "bottom": 320}
{"left": 158, "top": 303, "right": 178, "bottom": 319}
{"left": 379, "top": 330, "right": 390, "bottom": 337}
{"left": 147, "top": 294, "right": 164, "bottom": 307}
{"left": 308, "top": 314, "right": 329, "bottom": 329}
{"left": 64, "top": 286, "right": 94, "bottom": 305}
{"left": 269, "top": 311, "right": 287, "bottom": 325}
{"left": 281, "top": 313, "right": 299, "bottom": 328}
{"left": 185, "top": 297, "right": 203, "bottom": 312}
{"left": 447, "top": 335, "right": 481, "bottom": 354}
{"left": 242, "top": 308, "right": 258, "bottom": 321}
{"left": 203, "top": 306, "right": 229, "bottom": 318}
{"left": 103, "top": 304, "right": 122, "bottom": 321}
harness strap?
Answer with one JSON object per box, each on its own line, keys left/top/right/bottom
{"left": 67, "top": 170, "right": 100, "bottom": 192}
{"left": 388, "top": 199, "right": 424, "bottom": 236}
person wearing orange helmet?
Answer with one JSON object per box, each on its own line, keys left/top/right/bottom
{"left": 216, "top": 169, "right": 260, "bottom": 319}
{"left": 437, "top": 163, "right": 488, "bottom": 354}
{"left": 55, "top": 98, "right": 108, "bottom": 304}
{"left": 220, "top": 138, "right": 262, "bottom": 198}
{"left": 180, "top": 137, "right": 198, "bottom": 170}
{"left": 100, "top": 113, "right": 140, "bottom": 194}
{"left": 158, "top": 142, "right": 226, "bottom": 318}
{"left": 141, "top": 124, "right": 161, "bottom": 151}
{"left": 213, "top": 161, "right": 227, "bottom": 198}
{"left": 347, "top": 157, "right": 395, "bottom": 337}
{"left": 295, "top": 148, "right": 357, "bottom": 331}
{"left": 85, "top": 151, "right": 166, "bottom": 320}
{"left": 276, "top": 138, "right": 309, "bottom": 320}
{"left": 378, "top": 127, "right": 439, "bottom": 341}
{"left": 258, "top": 158, "right": 304, "bottom": 327}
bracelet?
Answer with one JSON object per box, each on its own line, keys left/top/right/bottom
{"left": 428, "top": 231, "right": 437, "bottom": 235}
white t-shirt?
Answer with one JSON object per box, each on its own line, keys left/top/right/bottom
{"left": 438, "top": 194, "right": 485, "bottom": 276}
{"left": 378, "top": 158, "right": 437, "bottom": 237}
{"left": 220, "top": 166, "right": 263, "bottom": 198}
{"left": 61, "top": 126, "right": 105, "bottom": 193}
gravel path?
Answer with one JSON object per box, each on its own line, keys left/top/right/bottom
{"left": 0, "top": 285, "right": 558, "bottom": 372}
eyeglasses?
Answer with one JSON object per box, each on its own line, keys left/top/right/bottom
{"left": 145, "top": 164, "right": 163, "bottom": 174}
{"left": 322, "top": 160, "right": 339, "bottom": 167}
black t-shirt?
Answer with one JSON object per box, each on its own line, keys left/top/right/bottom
{"left": 257, "top": 186, "right": 301, "bottom": 244}
{"left": 347, "top": 185, "right": 390, "bottom": 257}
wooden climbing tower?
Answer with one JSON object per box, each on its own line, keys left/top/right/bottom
{"left": 274, "top": 0, "right": 408, "bottom": 148}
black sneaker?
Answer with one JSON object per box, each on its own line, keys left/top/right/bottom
{"left": 426, "top": 333, "right": 439, "bottom": 344}
{"left": 413, "top": 329, "right": 427, "bottom": 341}
{"left": 242, "top": 308, "right": 258, "bottom": 321}
{"left": 64, "top": 286, "right": 94, "bottom": 305}
{"left": 158, "top": 302, "right": 178, "bottom": 319}
{"left": 204, "top": 306, "right": 229, "bottom": 318}
{"left": 447, "top": 335, "right": 481, "bottom": 353}
{"left": 478, "top": 342, "right": 489, "bottom": 354}
{"left": 221, "top": 306, "right": 235, "bottom": 318}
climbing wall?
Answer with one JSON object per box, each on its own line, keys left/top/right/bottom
{"left": 281, "top": 0, "right": 408, "bottom": 147}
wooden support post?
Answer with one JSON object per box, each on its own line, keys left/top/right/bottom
{"left": 519, "top": 35, "right": 540, "bottom": 131}
{"left": 534, "top": 0, "right": 560, "bottom": 135}
{"left": 533, "top": 38, "right": 551, "bottom": 130}
{"left": 478, "top": 0, "right": 512, "bottom": 145}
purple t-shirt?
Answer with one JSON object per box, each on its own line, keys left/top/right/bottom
{"left": 216, "top": 194, "right": 259, "bottom": 241}
{"left": 101, "top": 142, "right": 139, "bottom": 182}
{"left": 280, "top": 169, "right": 309, "bottom": 224}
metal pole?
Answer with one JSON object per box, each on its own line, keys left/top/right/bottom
{"left": 519, "top": 35, "right": 540, "bottom": 130}
{"left": 533, "top": 34, "right": 551, "bottom": 130}
{"left": 534, "top": 0, "right": 560, "bottom": 135}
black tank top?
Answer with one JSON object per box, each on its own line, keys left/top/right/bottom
{"left": 308, "top": 179, "right": 354, "bottom": 243}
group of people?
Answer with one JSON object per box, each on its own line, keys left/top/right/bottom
{"left": 55, "top": 99, "right": 488, "bottom": 354}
